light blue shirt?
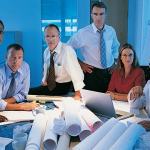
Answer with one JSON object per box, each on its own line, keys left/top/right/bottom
{"left": 0, "top": 61, "right": 30, "bottom": 110}
{"left": 68, "top": 23, "right": 120, "bottom": 69}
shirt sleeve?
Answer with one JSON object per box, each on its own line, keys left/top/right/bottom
{"left": 0, "top": 72, "right": 7, "bottom": 110}
{"left": 67, "top": 31, "right": 83, "bottom": 50}
{"left": 134, "top": 68, "right": 145, "bottom": 87}
{"left": 0, "top": 99, "right": 7, "bottom": 110}
{"left": 13, "top": 63, "right": 30, "bottom": 102}
{"left": 111, "top": 28, "right": 120, "bottom": 59}
{"left": 42, "top": 48, "right": 49, "bottom": 84}
{"left": 64, "top": 45, "right": 85, "bottom": 91}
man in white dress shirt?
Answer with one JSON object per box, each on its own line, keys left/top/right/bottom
{"left": 29, "top": 24, "right": 85, "bottom": 99}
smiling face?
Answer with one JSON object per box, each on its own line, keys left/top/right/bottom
{"left": 121, "top": 48, "right": 134, "bottom": 67}
{"left": 44, "top": 26, "right": 60, "bottom": 52}
{"left": 7, "top": 48, "right": 23, "bottom": 72}
{"left": 91, "top": 6, "right": 106, "bottom": 29}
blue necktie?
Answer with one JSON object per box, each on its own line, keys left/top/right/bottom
{"left": 98, "top": 29, "right": 107, "bottom": 68}
{"left": 6, "top": 73, "right": 16, "bottom": 98}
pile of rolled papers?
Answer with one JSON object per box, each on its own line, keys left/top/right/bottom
{"left": 25, "top": 98, "right": 103, "bottom": 149}
{"left": 73, "top": 118, "right": 146, "bottom": 150}
{"left": 25, "top": 98, "right": 145, "bottom": 150}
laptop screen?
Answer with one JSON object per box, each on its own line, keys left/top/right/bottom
{"left": 81, "top": 89, "right": 116, "bottom": 118}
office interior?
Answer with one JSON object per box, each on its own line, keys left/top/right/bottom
{"left": 0, "top": 0, "right": 150, "bottom": 87}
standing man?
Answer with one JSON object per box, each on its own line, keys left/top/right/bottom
{"left": 0, "top": 43, "right": 38, "bottom": 111}
{"left": 29, "top": 24, "right": 85, "bottom": 99}
{"left": 68, "top": 2, "right": 120, "bottom": 92}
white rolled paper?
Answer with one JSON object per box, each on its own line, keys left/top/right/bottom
{"left": 56, "top": 132, "right": 70, "bottom": 150}
{"left": 110, "top": 123, "right": 146, "bottom": 150}
{"left": 43, "top": 111, "right": 60, "bottom": 150}
{"left": 79, "top": 116, "right": 91, "bottom": 141}
{"left": 72, "top": 118, "right": 118, "bottom": 150}
{"left": 93, "top": 122, "right": 127, "bottom": 150}
{"left": 25, "top": 113, "right": 47, "bottom": 150}
{"left": 62, "top": 98, "right": 81, "bottom": 136}
{"left": 80, "top": 106, "right": 102, "bottom": 131}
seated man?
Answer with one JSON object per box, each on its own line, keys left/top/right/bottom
{"left": 128, "top": 80, "right": 150, "bottom": 116}
{"left": 29, "top": 24, "right": 85, "bottom": 99}
{"left": 0, "top": 43, "right": 38, "bottom": 111}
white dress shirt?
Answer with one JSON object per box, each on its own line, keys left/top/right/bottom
{"left": 68, "top": 23, "right": 120, "bottom": 69}
{"left": 42, "top": 41, "right": 85, "bottom": 91}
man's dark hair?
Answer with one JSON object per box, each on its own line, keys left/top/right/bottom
{"left": 0, "top": 20, "right": 4, "bottom": 30}
{"left": 91, "top": 2, "right": 107, "bottom": 11}
{"left": 44, "top": 24, "right": 60, "bottom": 34}
{"left": 7, "top": 43, "right": 24, "bottom": 53}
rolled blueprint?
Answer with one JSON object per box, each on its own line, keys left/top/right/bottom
{"left": 72, "top": 118, "right": 118, "bottom": 150}
{"left": 56, "top": 132, "right": 70, "bottom": 150}
{"left": 63, "top": 98, "right": 81, "bottom": 136}
{"left": 43, "top": 110, "right": 60, "bottom": 150}
{"left": 110, "top": 123, "right": 146, "bottom": 150}
{"left": 25, "top": 113, "right": 47, "bottom": 150}
{"left": 79, "top": 116, "right": 91, "bottom": 141}
{"left": 80, "top": 106, "right": 102, "bottom": 131}
{"left": 93, "top": 122, "right": 127, "bottom": 150}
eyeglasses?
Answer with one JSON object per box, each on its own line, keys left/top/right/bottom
{"left": 121, "top": 54, "right": 133, "bottom": 58}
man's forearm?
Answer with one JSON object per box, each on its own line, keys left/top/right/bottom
{"left": 5, "top": 97, "right": 16, "bottom": 104}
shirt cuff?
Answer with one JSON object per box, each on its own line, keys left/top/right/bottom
{"left": 73, "top": 81, "right": 85, "bottom": 91}
{"left": 0, "top": 99, "right": 7, "bottom": 110}
{"left": 13, "top": 94, "right": 25, "bottom": 103}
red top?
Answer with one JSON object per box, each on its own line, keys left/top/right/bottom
{"left": 108, "top": 67, "right": 145, "bottom": 94}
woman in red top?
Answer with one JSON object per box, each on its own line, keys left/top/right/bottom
{"left": 107, "top": 43, "right": 145, "bottom": 101}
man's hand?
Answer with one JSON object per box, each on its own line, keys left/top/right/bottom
{"left": 130, "top": 86, "right": 143, "bottom": 100}
{"left": 42, "top": 81, "right": 47, "bottom": 86}
{"left": 21, "top": 102, "right": 40, "bottom": 111}
{"left": 0, "top": 115, "right": 8, "bottom": 122}
{"left": 74, "top": 91, "right": 81, "bottom": 100}
{"left": 79, "top": 61, "right": 94, "bottom": 73}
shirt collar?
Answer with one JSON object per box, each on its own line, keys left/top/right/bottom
{"left": 92, "top": 23, "right": 106, "bottom": 33}
{"left": 5, "top": 63, "right": 22, "bottom": 77}
{"left": 49, "top": 41, "right": 62, "bottom": 54}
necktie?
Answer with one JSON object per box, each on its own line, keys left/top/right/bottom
{"left": 98, "top": 29, "right": 107, "bottom": 68}
{"left": 5, "top": 73, "right": 16, "bottom": 98}
{"left": 47, "top": 52, "right": 56, "bottom": 91}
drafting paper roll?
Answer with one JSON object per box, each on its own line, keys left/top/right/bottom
{"left": 110, "top": 123, "right": 146, "bottom": 150}
{"left": 80, "top": 106, "right": 102, "bottom": 131}
{"left": 93, "top": 122, "right": 127, "bottom": 150}
{"left": 72, "top": 118, "right": 118, "bottom": 150}
{"left": 79, "top": 116, "right": 91, "bottom": 141}
{"left": 63, "top": 98, "right": 81, "bottom": 136}
{"left": 56, "top": 132, "right": 70, "bottom": 150}
{"left": 25, "top": 114, "right": 47, "bottom": 150}
{"left": 43, "top": 111, "right": 60, "bottom": 150}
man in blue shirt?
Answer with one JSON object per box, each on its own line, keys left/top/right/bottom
{"left": 0, "top": 43, "right": 38, "bottom": 111}
{"left": 68, "top": 2, "right": 120, "bottom": 92}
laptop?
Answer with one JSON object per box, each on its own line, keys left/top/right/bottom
{"left": 81, "top": 89, "right": 133, "bottom": 120}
